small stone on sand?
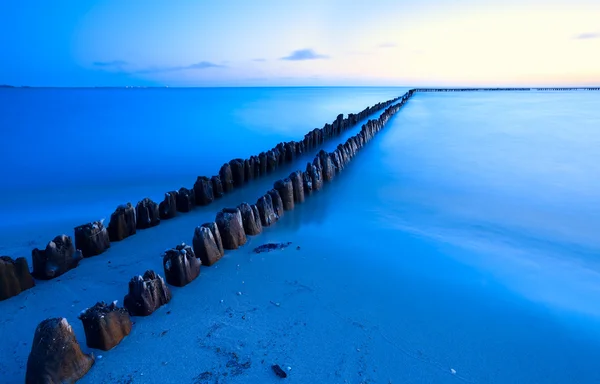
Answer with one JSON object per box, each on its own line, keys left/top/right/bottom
{"left": 272, "top": 364, "right": 287, "bottom": 378}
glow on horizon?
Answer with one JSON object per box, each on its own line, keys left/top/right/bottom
{"left": 1, "top": 0, "right": 599, "bottom": 86}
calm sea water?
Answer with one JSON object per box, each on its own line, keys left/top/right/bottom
{"left": 0, "top": 87, "right": 406, "bottom": 230}
{"left": 1, "top": 88, "right": 599, "bottom": 383}
{"left": 379, "top": 91, "right": 600, "bottom": 318}
{"left": 266, "top": 90, "right": 600, "bottom": 382}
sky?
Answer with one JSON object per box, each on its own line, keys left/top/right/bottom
{"left": 1, "top": 0, "right": 599, "bottom": 87}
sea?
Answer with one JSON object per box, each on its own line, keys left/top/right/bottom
{"left": 1, "top": 87, "right": 599, "bottom": 383}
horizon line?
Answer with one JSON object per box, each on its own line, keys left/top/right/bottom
{"left": 2, "top": 85, "right": 600, "bottom": 89}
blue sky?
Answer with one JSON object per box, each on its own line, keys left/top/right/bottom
{"left": 1, "top": 0, "right": 599, "bottom": 86}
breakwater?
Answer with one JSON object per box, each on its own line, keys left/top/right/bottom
{"left": 13, "top": 90, "right": 415, "bottom": 383}
{"left": 417, "top": 87, "right": 600, "bottom": 92}
{"left": 0, "top": 94, "right": 402, "bottom": 301}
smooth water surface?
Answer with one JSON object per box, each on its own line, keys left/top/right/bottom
{"left": 1, "top": 89, "right": 599, "bottom": 383}
{"left": 375, "top": 91, "right": 600, "bottom": 318}
{"left": 0, "top": 87, "right": 405, "bottom": 232}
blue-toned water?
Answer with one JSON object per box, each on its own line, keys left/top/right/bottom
{"left": 1, "top": 88, "right": 600, "bottom": 383}
{"left": 0, "top": 87, "right": 405, "bottom": 232}
{"left": 382, "top": 91, "right": 600, "bottom": 318}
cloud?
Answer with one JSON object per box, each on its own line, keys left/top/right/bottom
{"left": 187, "top": 61, "right": 225, "bottom": 69}
{"left": 135, "top": 61, "right": 226, "bottom": 74}
{"left": 281, "top": 49, "right": 329, "bottom": 61}
{"left": 574, "top": 32, "right": 599, "bottom": 40}
{"left": 93, "top": 60, "right": 128, "bottom": 67}
{"left": 378, "top": 43, "right": 397, "bottom": 48}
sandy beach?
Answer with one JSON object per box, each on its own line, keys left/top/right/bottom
{"left": 3, "top": 91, "right": 600, "bottom": 384}
{"left": 3, "top": 0, "right": 600, "bottom": 381}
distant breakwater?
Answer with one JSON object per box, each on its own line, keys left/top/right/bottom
{"left": 9, "top": 90, "right": 416, "bottom": 383}
{"left": 416, "top": 87, "right": 600, "bottom": 92}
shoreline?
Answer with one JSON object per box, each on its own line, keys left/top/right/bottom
{"left": 1, "top": 92, "right": 414, "bottom": 382}
{"left": 3, "top": 89, "right": 600, "bottom": 383}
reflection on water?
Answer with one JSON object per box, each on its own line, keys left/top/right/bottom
{"left": 315, "top": 91, "right": 600, "bottom": 317}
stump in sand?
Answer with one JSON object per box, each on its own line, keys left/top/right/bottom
{"left": 194, "top": 176, "right": 214, "bottom": 206}
{"left": 107, "top": 203, "right": 136, "bottom": 241}
{"left": 284, "top": 141, "right": 296, "bottom": 162}
{"left": 159, "top": 191, "right": 177, "bottom": 219}
{"left": 267, "top": 189, "right": 284, "bottom": 218}
{"left": 229, "top": 158, "right": 245, "bottom": 188}
{"left": 258, "top": 152, "right": 268, "bottom": 175}
{"left": 176, "top": 187, "right": 194, "bottom": 213}
{"left": 276, "top": 144, "right": 286, "bottom": 165}
{"left": 163, "top": 243, "right": 201, "bottom": 287}
{"left": 238, "top": 202, "right": 262, "bottom": 236}
{"left": 26, "top": 318, "right": 95, "bottom": 384}
{"left": 289, "top": 170, "right": 305, "bottom": 203}
{"left": 219, "top": 163, "right": 234, "bottom": 193}
{"left": 306, "top": 162, "right": 323, "bottom": 192}
{"left": 252, "top": 205, "right": 263, "bottom": 232}
{"left": 318, "top": 150, "right": 335, "bottom": 182}
{"left": 256, "top": 194, "right": 277, "bottom": 227}
{"left": 78, "top": 301, "right": 132, "bottom": 351}
{"left": 124, "top": 270, "right": 171, "bottom": 316}
{"left": 211, "top": 175, "right": 224, "bottom": 199}
{"left": 274, "top": 178, "right": 294, "bottom": 211}
{"left": 0, "top": 256, "right": 35, "bottom": 301}
{"left": 330, "top": 150, "right": 343, "bottom": 173}
{"left": 74, "top": 220, "right": 110, "bottom": 257}
{"left": 245, "top": 157, "right": 256, "bottom": 182}
{"left": 32, "top": 235, "right": 83, "bottom": 280}
{"left": 266, "top": 150, "right": 278, "bottom": 173}
{"left": 136, "top": 198, "right": 160, "bottom": 229}
{"left": 215, "top": 208, "right": 246, "bottom": 250}
{"left": 193, "top": 223, "right": 224, "bottom": 266}
{"left": 206, "top": 222, "right": 224, "bottom": 257}
{"left": 302, "top": 171, "right": 313, "bottom": 197}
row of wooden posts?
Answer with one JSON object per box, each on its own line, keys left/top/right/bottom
{"left": 1, "top": 90, "right": 415, "bottom": 383}
{"left": 0, "top": 93, "right": 405, "bottom": 303}
{"left": 417, "top": 87, "right": 600, "bottom": 92}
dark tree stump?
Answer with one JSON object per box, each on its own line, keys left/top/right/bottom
{"left": 267, "top": 189, "right": 284, "bottom": 218}
{"left": 302, "top": 171, "right": 313, "bottom": 197}
{"left": 159, "top": 192, "right": 177, "bottom": 220}
{"left": 219, "top": 163, "right": 234, "bottom": 193}
{"left": 251, "top": 205, "right": 263, "bottom": 232}
{"left": 163, "top": 243, "right": 201, "bottom": 287}
{"left": 215, "top": 208, "right": 247, "bottom": 250}
{"left": 0, "top": 256, "right": 34, "bottom": 301}
{"left": 32, "top": 235, "right": 82, "bottom": 280}
{"left": 136, "top": 198, "right": 160, "bottom": 229}
{"left": 194, "top": 176, "right": 214, "bottom": 206}
{"left": 26, "top": 318, "right": 95, "bottom": 384}
{"left": 74, "top": 220, "right": 110, "bottom": 257}
{"left": 266, "top": 150, "right": 277, "bottom": 173}
{"left": 211, "top": 175, "right": 224, "bottom": 199}
{"left": 176, "top": 187, "right": 194, "bottom": 213}
{"left": 123, "top": 270, "right": 171, "bottom": 316}
{"left": 193, "top": 223, "right": 224, "bottom": 266}
{"left": 289, "top": 171, "right": 305, "bottom": 203}
{"left": 274, "top": 178, "right": 294, "bottom": 211}
{"left": 258, "top": 152, "right": 268, "bottom": 175}
{"left": 318, "top": 150, "right": 335, "bottom": 182}
{"left": 256, "top": 194, "right": 277, "bottom": 227}
{"left": 229, "top": 158, "right": 245, "bottom": 188}
{"left": 79, "top": 301, "right": 132, "bottom": 351}
{"left": 238, "top": 202, "right": 262, "bottom": 236}
{"left": 284, "top": 141, "right": 296, "bottom": 162}
{"left": 107, "top": 203, "right": 136, "bottom": 241}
